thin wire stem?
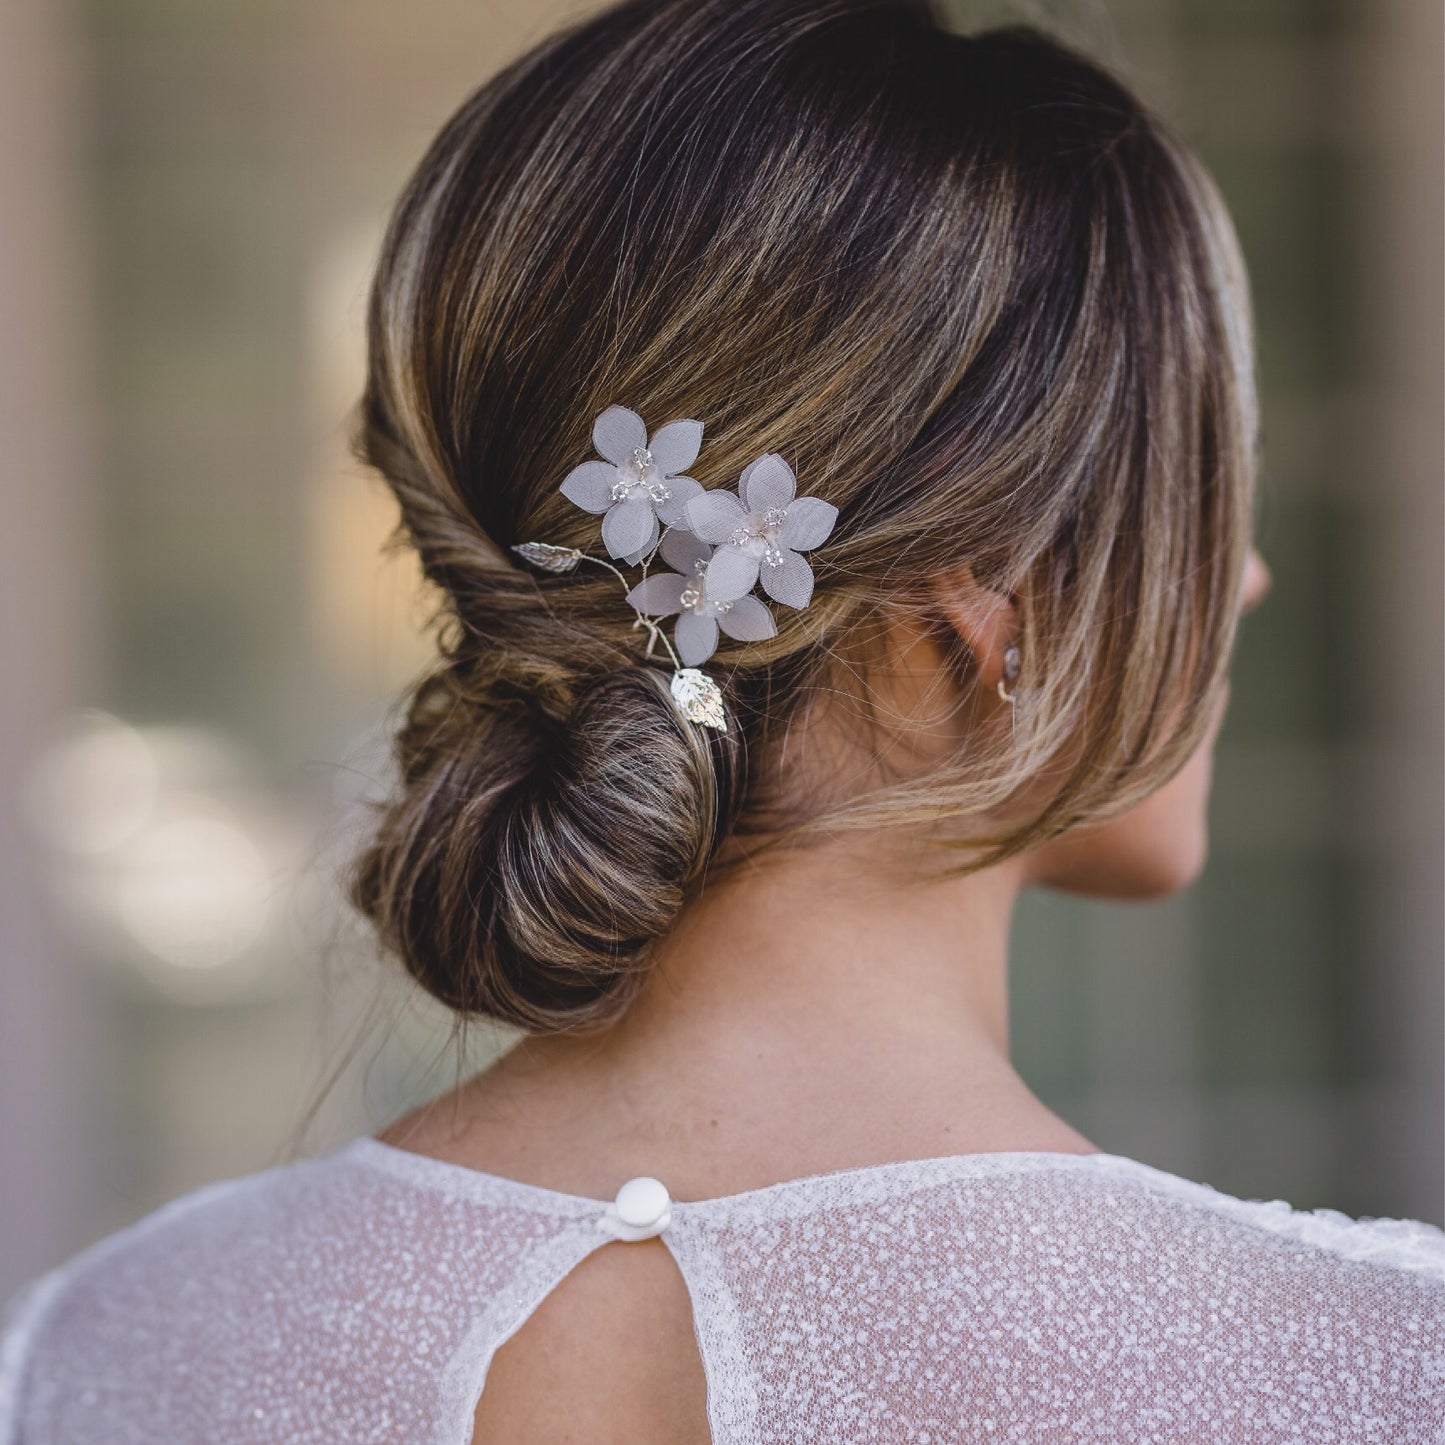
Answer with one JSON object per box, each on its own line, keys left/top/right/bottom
{"left": 575, "top": 548, "right": 685, "bottom": 673}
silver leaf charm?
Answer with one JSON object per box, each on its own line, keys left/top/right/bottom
{"left": 669, "top": 668, "right": 727, "bottom": 732}
{"left": 512, "top": 541, "right": 583, "bottom": 573}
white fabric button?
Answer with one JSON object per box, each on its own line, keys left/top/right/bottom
{"left": 616, "top": 1176, "right": 670, "bottom": 1229}
{"left": 598, "top": 1175, "right": 673, "bottom": 1241}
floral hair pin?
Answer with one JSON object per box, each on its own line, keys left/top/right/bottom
{"left": 513, "top": 404, "right": 838, "bottom": 733}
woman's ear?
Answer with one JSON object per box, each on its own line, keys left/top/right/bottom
{"left": 926, "top": 563, "right": 1019, "bottom": 692}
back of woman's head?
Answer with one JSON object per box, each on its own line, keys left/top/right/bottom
{"left": 346, "top": 0, "right": 1257, "bottom": 1034}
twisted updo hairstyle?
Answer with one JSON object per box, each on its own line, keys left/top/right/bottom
{"left": 346, "top": 0, "right": 1258, "bottom": 1034}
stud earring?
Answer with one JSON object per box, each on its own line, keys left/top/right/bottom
{"left": 997, "top": 644, "right": 1021, "bottom": 704}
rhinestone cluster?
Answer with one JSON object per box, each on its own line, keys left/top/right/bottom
{"left": 679, "top": 558, "right": 732, "bottom": 614}
{"left": 608, "top": 448, "right": 673, "bottom": 507}
{"left": 729, "top": 506, "right": 790, "bottom": 568}
{"left": 608, "top": 446, "right": 673, "bottom": 505}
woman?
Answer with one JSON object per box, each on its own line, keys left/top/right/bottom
{"left": 3, "top": 1, "right": 1441, "bottom": 1441}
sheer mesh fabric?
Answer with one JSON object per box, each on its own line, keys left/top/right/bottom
{"left": 2, "top": 1138, "right": 1442, "bottom": 1443}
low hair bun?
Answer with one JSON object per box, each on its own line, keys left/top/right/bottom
{"left": 346, "top": 659, "right": 741, "bottom": 1035}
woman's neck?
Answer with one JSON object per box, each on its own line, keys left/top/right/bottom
{"left": 386, "top": 832, "right": 1098, "bottom": 1199}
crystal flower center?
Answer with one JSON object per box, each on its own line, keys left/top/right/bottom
{"left": 609, "top": 445, "right": 672, "bottom": 505}
{"left": 728, "top": 506, "right": 788, "bottom": 566}
{"left": 680, "top": 559, "right": 731, "bottom": 615}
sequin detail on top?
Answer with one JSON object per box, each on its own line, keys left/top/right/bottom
{"left": 1, "top": 1141, "right": 1443, "bottom": 1444}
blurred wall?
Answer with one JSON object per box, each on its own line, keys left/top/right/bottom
{"left": 0, "top": 0, "right": 103, "bottom": 1293}
{"left": 0, "top": 0, "right": 1439, "bottom": 1298}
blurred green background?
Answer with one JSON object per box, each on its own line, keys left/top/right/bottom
{"left": 1, "top": 0, "right": 1440, "bottom": 1296}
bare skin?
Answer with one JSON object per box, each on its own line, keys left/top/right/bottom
{"left": 377, "top": 548, "right": 1273, "bottom": 1443}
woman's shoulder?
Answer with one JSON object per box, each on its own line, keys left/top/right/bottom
{"left": 664, "top": 1147, "right": 1445, "bottom": 1440}
{"left": 0, "top": 1140, "right": 602, "bottom": 1441}
{"left": 663, "top": 1143, "right": 1444, "bottom": 1275}
{"left": 1, "top": 1152, "right": 329, "bottom": 1432}
{"left": 0, "top": 1138, "right": 585, "bottom": 1339}
{"left": 4, "top": 1153, "right": 327, "bottom": 1324}
{"left": 2, "top": 1151, "right": 361, "bottom": 1366}
{"left": 1065, "top": 1151, "right": 1445, "bottom": 1281}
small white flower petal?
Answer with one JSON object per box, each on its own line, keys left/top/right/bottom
{"left": 559, "top": 460, "right": 619, "bottom": 513}
{"left": 655, "top": 475, "right": 703, "bottom": 527}
{"left": 717, "top": 594, "right": 777, "bottom": 643}
{"left": 741, "top": 453, "right": 796, "bottom": 512}
{"left": 705, "top": 545, "right": 761, "bottom": 603}
{"left": 601, "top": 496, "right": 658, "bottom": 559}
{"left": 777, "top": 495, "right": 837, "bottom": 551}
{"left": 760, "top": 549, "right": 814, "bottom": 609}
{"left": 675, "top": 610, "right": 720, "bottom": 667}
{"left": 626, "top": 573, "right": 689, "bottom": 617}
{"left": 685, "top": 489, "right": 747, "bottom": 543}
{"left": 647, "top": 419, "right": 704, "bottom": 476}
{"left": 592, "top": 405, "right": 648, "bottom": 467}
{"left": 659, "top": 526, "right": 712, "bottom": 576}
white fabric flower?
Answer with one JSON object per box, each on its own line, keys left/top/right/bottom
{"left": 559, "top": 405, "right": 705, "bottom": 563}
{"left": 682, "top": 454, "right": 837, "bottom": 609}
{"left": 625, "top": 527, "right": 776, "bottom": 666}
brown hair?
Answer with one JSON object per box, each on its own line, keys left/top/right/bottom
{"left": 346, "top": 0, "right": 1257, "bottom": 1034}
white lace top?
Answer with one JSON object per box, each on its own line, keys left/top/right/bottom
{"left": 2, "top": 1138, "right": 1442, "bottom": 1443}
